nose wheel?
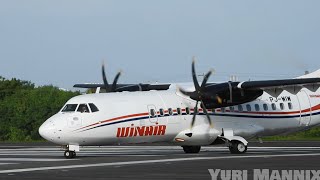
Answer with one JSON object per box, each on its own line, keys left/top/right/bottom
{"left": 64, "top": 150, "right": 76, "bottom": 159}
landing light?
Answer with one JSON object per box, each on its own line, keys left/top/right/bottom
{"left": 175, "top": 138, "right": 185, "bottom": 142}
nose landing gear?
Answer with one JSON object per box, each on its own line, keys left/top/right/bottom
{"left": 63, "top": 144, "right": 79, "bottom": 159}
{"left": 64, "top": 150, "right": 76, "bottom": 159}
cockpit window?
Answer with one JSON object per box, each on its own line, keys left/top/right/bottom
{"left": 89, "top": 103, "right": 99, "bottom": 112}
{"left": 62, "top": 104, "right": 78, "bottom": 112}
{"left": 77, "top": 104, "right": 90, "bottom": 113}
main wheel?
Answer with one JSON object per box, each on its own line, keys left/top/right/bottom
{"left": 64, "top": 150, "right": 76, "bottom": 159}
{"left": 229, "top": 141, "right": 247, "bottom": 154}
{"left": 182, "top": 146, "right": 201, "bottom": 153}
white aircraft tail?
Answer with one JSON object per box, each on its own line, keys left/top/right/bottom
{"left": 297, "top": 69, "right": 320, "bottom": 79}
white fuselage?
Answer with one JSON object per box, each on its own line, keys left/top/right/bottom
{"left": 39, "top": 84, "right": 320, "bottom": 146}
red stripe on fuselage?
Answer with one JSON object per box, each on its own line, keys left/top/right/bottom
{"left": 74, "top": 112, "right": 149, "bottom": 131}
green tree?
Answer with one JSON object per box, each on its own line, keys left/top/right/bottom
{"left": 0, "top": 77, "right": 34, "bottom": 100}
{"left": 0, "top": 76, "right": 79, "bottom": 141}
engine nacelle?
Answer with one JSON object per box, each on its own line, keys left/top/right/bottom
{"left": 173, "top": 125, "right": 220, "bottom": 146}
{"left": 203, "top": 82, "right": 263, "bottom": 109}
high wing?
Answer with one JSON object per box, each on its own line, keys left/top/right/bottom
{"left": 239, "top": 78, "right": 320, "bottom": 89}
{"left": 74, "top": 83, "right": 171, "bottom": 92}
{"left": 236, "top": 69, "right": 320, "bottom": 96}
{"left": 237, "top": 78, "right": 320, "bottom": 97}
{"left": 74, "top": 64, "right": 171, "bottom": 93}
{"left": 200, "top": 77, "right": 320, "bottom": 109}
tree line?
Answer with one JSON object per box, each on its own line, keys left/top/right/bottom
{"left": 0, "top": 76, "right": 79, "bottom": 141}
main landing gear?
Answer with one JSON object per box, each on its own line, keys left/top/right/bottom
{"left": 181, "top": 140, "right": 247, "bottom": 154}
{"left": 182, "top": 146, "right": 201, "bottom": 153}
{"left": 228, "top": 140, "right": 247, "bottom": 154}
{"left": 63, "top": 144, "right": 79, "bottom": 159}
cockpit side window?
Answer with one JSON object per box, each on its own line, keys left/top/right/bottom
{"left": 62, "top": 104, "right": 78, "bottom": 112}
{"left": 77, "top": 104, "right": 90, "bottom": 113}
{"left": 89, "top": 103, "right": 99, "bottom": 112}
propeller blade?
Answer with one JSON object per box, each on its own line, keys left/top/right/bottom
{"left": 186, "top": 60, "right": 217, "bottom": 128}
{"left": 201, "top": 100, "right": 212, "bottom": 127}
{"left": 192, "top": 57, "right": 200, "bottom": 91}
{"left": 111, "top": 71, "right": 122, "bottom": 92}
{"left": 177, "top": 86, "right": 195, "bottom": 97}
{"left": 200, "top": 69, "right": 213, "bottom": 88}
{"left": 102, "top": 63, "right": 110, "bottom": 92}
{"left": 191, "top": 101, "right": 199, "bottom": 128}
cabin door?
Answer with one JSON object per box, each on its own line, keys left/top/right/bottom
{"left": 298, "top": 90, "right": 311, "bottom": 126}
{"left": 147, "top": 104, "right": 158, "bottom": 124}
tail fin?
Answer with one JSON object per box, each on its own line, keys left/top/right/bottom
{"left": 297, "top": 69, "right": 320, "bottom": 79}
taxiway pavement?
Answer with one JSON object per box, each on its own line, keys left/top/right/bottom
{"left": 0, "top": 141, "right": 319, "bottom": 180}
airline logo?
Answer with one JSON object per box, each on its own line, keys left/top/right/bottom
{"left": 116, "top": 125, "right": 167, "bottom": 138}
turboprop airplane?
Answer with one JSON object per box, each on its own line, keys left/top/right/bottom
{"left": 39, "top": 59, "right": 320, "bottom": 159}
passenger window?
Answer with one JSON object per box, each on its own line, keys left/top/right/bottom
{"left": 159, "top": 108, "right": 164, "bottom": 116}
{"left": 89, "top": 103, "right": 99, "bottom": 112}
{"left": 168, "top": 108, "right": 173, "bottom": 115}
{"left": 150, "top": 109, "right": 156, "bottom": 117}
{"left": 280, "top": 103, "right": 284, "bottom": 110}
{"left": 238, "top": 105, "right": 243, "bottom": 112}
{"left": 271, "top": 103, "right": 277, "bottom": 110}
{"left": 186, "top": 107, "right": 190, "bottom": 115}
{"left": 288, "top": 103, "right": 293, "bottom": 110}
{"left": 177, "top": 108, "right": 182, "bottom": 115}
{"left": 263, "top": 104, "right": 268, "bottom": 111}
{"left": 229, "top": 106, "right": 234, "bottom": 112}
{"left": 246, "top": 104, "right": 252, "bottom": 112}
{"left": 255, "top": 104, "right": 260, "bottom": 111}
{"left": 77, "top": 104, "right": 89, "bottom": 113}
{"left": 62, "top": 104, "right": 78, "bottom": 112}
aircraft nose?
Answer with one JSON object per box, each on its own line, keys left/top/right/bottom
{"left": 39, "top": 121, "right": 56, "bottom": 141}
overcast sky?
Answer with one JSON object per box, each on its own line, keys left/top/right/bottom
{"left": 1, "top": 0, "right": 320, "bottom": 90}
